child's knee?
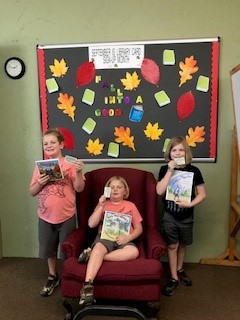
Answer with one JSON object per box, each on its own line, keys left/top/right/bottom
{"left": 168, "top": 243, "right": 178, "bottom": 251}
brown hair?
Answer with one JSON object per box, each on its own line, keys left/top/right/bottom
{"left": 43, "top": 129, "right": 65, "bottom": 143}
{"left": 105, "top": 176, "right": 130, "bottom": 199}
{"left": 164, "top": 136, "right": 192, "bottom": 164}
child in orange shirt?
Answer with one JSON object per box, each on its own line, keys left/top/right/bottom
{"left": 29, "top": 129, "right": 85, "bottom": 297}
{"left": 78, "top": 176, "right": 143, "bottom": 307}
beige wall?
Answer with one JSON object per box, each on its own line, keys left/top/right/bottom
{"left": 0, "top": 0, "right": 239, "bottom": 262}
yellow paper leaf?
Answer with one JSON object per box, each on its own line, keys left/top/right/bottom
{"left": 49, "top": 58, "right": 69, "bottom": 78}
{"left": 86, "top": 138, "right": 104, "bottom": 155}
{"left": 144, "top": 122, "right": 164, "bottom": 140}
{"left": 114, "top": 126, "right": 136, "bottom": 151}
{"left": 120, "top": 71, "right": 141, "bottom": 91}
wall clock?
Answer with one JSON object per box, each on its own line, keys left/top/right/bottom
{"left": 4, "top": 57, "right": 26, "bottom": 79}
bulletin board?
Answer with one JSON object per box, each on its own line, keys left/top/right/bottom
{"left": 37, "top": 37, "right": 220, "bottom": 163}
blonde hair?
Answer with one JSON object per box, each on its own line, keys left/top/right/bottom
{"left": 164, "top": 136, "right": 192, "bottom": 164}
{"left": 105, "top": 176, "right": 130, "bottom": 199}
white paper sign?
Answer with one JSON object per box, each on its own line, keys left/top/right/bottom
{"left": 89, "top": 45, "right": 144, "bottom": 69}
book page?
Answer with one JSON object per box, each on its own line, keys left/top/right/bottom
{"left": 101, "top": 211, "right": 132, "bottom": 241}
{"left": 35, "top": 158, "right": 64, "bottom": 181}
{"left": 166, "top": 170, "right": 194, "bottom": 203}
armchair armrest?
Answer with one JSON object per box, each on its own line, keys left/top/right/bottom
{"left": 61, "top": 228, "right": 87, "bottom": 258}
{"left": 146, "top": 228, "right": 166, "bottom": 259}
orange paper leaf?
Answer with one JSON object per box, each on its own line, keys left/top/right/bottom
{"left": 114, "top": 126, "right": 136, "bottom": 151}
{"left": 57, "top": 93, "right": 76, "bottom": 121}
{"left": 186, "top": 126, "right": 206, "bottom": 147}
{"left": 179, "top": 55, "right": 199, "bottom": 87}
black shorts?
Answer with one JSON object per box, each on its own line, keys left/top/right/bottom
{"left": 38, "top": 215, "right": 76, "bottom": 260}
{"left": 162, "top": 212, "right": 193, "bottom": 245}
{"left": 92, "top": 234, "right": 136, "bottom": 253}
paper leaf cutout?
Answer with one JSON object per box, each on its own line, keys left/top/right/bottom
{"left": 56, "top": 127, "right": 75, "bottom": 150}
{"left": 179, "top": 55, "right": 199, "bottom": 87}
{"left": 144, "top": 122, "right": 164, "bottom": 140}
{"left": 177, "top": 91, "right": 195, "bottom": 121}
{"left": 57, "top": 93, "right": 76, "bottom": 121}
{"left": 186, "top": 126, "right": 206, "bottom": 147}
{"left": 76, "top": 61, "right": 95, "bottom": 87}
{"left": 120, "top": 71, "right": 141, "bottom": 91}
{"left": 49, "top": 59, "right": 68, "bottom": 78}
{"left": 114, "top": 126, "right": 136, "bottom": 151}
{"left": 86, "top": 138, "right": 104, "bottom": 155}
{"left": 141, "top": 58, "right": 160, "bottom": 86}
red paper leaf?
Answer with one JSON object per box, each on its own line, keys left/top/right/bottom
{"left": 76, "top": 61, "right": 95, "bottom": 87}
{"left": 141, "top": 58, "right": 160, "bottom": 86}
{"left": 56, "top": 127, "right": 75, "bottom": 150}
{"left": 177, "top": 91, "right": 195, "bottom": 121}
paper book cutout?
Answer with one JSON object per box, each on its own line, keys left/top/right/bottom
{"left": 154, "top": 90, "right": 171, "bottom": 107}
{"left": 65, "top": 155, "right": 77, "bottom": 163}
{"left": 166, "top": 170, "right": 194, "bottom": 203}
{"left": 104, "top": 187, "right": 111, "bottom": 198}
{"left": 196, "top": 75, "right": 209, "bottom": 92}
{"left": 162, "top": 138, "right": 171, "bottom": 152}
{"left": 107, "top": 142, "right": 119, "bottom": 158}
{"left": 174, "top": 157, "right": 185, "bottom": 165}
{"left": 46, "top": 78, "right": 59, "bottom": 93}
{"left": 163, "top": 49, "right": 175, "bottom": 65}
{"left": 101, "top": 211, "right": 132, "bottom": 241}
{"left": 129, "top": 105, "right": 144, "bottom": 122}
{"left": 82, "top": 88, "right": 95, "bottom": 105}
{"left": 35, "top": 158, "right": 64, "bottom": 181}
{"left": 82, "top": 117, "right": 96, "bottom": 134}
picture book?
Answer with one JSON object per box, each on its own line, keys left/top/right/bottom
{"left": 35, "top": 158, "right": 64, "bottom": 181}
{"left": 100, "top": 211, "right": 132, "bottom": 241}
{"left": 166, "top": 170, "right": 194, "bottom": 203}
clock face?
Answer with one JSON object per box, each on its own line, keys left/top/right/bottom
{"left": 4, "top": 57, "right": 25, "bottom": 79}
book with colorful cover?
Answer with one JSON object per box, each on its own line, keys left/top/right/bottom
{"left": 35, "top": 158, "right": 64, "bottom": 181}
{"left": 100, "top": 211, "right": 132, "bottom": 241}
{"left": 166, "top": 170, "right": 194, "bottom": 203}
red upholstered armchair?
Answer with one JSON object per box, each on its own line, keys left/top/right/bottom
{"left": 61, "top": 167, "right": 166, "bottom": 319}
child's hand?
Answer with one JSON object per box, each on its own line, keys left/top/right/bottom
{"left": 99, "top": 195, "right": 107, "bottom": 207}
{"left": 115, "top": 235, "right": 129, "bottom": 245}
{"left": 38, "top": 173, "right": 50, "bottom": 186}
{"left": 168, "top": 160, "right": 176, "bottom": 171}
{"left": 174, "top": 199, "right": 192, "bottom": 208}
{"left": 75, "top": 159, "right": 84, "bottom": 173}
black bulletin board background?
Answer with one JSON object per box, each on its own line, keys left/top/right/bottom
{"left": 37, "top": 38, "right": 219, "bottom": 163}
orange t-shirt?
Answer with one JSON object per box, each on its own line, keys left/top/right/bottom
{"left": 30, "top": 157, "right": 84, "bottom": 224}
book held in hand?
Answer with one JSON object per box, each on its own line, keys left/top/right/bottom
{"left": 101, "top": 211, "right": 132, "bottom": 241}
{"left": 35, "top": 158, "right": 64, "bottom": 181}
{"left": 166, "top": 170, "right": 194, "bottom": 203}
